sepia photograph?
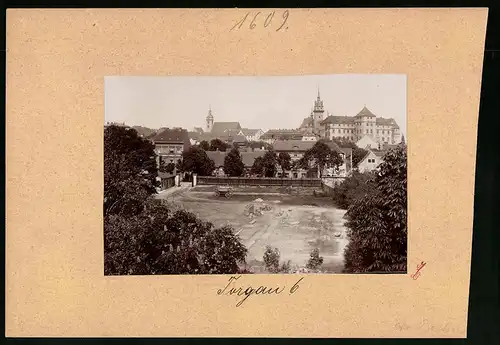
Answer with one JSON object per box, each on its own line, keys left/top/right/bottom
{"left": 104, "top": 74, "right": 407, "bottom": 275}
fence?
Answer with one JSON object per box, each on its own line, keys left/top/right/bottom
{"left": 160, "top": 176, "right": 176, "bottom": 190}
{"left": 196, "top": 176, "right": 323, "bottom": 187}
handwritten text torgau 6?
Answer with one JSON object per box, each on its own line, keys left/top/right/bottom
{"left": 230, "top": 10, "right": 290, "bottom": 32}
{"left": 217, "top": 275, "right": 303, "bottom": 307}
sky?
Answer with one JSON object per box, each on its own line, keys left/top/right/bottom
{"left": 105, "top": 74, "right": 407, "bottom": 137}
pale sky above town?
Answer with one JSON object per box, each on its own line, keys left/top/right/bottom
{"left": 105, "top": 75, "right": 407, "bottom": 137}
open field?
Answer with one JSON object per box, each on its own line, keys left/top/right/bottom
{"left": 157, "top": 186, "right": 348, "bottom": 273}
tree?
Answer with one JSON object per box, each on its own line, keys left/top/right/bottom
{"left": 104, "top": 201, "right": 248, "bottom": 275}
{"left": 250, "top": 156, "right": 264, "bottom": 176}
{"left": 343, "top": 144, "right": 407, "bottom": 273}
{"left": 209, "top": 138, "right": 229, "bottom": 152}
{"left": 299, "top": 140, "right": 344, "bottom": 177}
{"left": 104, "top": 125, "right": 159, "bottom": 217}
{"left": 199, "top": 140, "right": 210, "bottom": 151}
{"left": 261, "top": 150, "right": 278, "bottom": 177}
{"left": 332, "top": 170, "right": 376, "bottom": 209}
{"left": 224, "top": 147, "right": 245, "bottom": 177}
{"left": 246, "top": 141, "right": 272, "bottom": 150}
{"left": 180, "top": 146, "right": 215, "bottom": 176}
{"left": 277, "top": 152, "right": 292, "bottom": 173}
{"left": 306, "top": 248, "right": 324, "bottom": 270}
{"left": 401, "top": 134, "right": 406, "bottom": 145}
{"left": 159, "top": 157, "right": 176, "bottom": 174}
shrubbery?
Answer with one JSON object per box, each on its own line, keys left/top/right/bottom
{"left": 306, "top": 248, "right": 324, "bottom": 270}
{"left": 343, "top": 144, "right": 407, "bottom": 273}
{"left": 332, "top": 171, "right": 377, "bottom": 209}
{"left": 104, "top": 125, "right": 247, "bottom": 275}
{"left": 104, "top": 200, "right": 247, "bottom": 275}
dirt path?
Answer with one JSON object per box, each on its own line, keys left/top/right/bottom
{"left": 163, "top": 189, "right": 349, "bottom": 272}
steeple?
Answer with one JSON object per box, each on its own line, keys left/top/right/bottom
{"left": 206, "top": 105, "right": 214, "bottom": 132}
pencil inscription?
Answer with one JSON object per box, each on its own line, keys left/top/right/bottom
{"left": 230, "top": 10, "right": 290, "bottom": 32}
{"left": 217, "top": 275, "right": 304, "bottom": 307}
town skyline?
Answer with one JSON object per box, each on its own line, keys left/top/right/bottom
{"left": 105, "top": 74, "right": 407, "bottom": 137}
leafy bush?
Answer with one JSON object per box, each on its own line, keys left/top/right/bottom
{"left": 224, "top": 147, "right": 245, "bottom": 177}
{"left": 343, "top": 144, "right": 407, "bottom": 273}
{"left": 263, "top": 246, "right": 292, "bottom": 273}
{"left": 332, "top": 171, "right": 377, "bottom": 209}
{"left": 306, "top": 248, "right": 324, "bottom": 269}
{"left": 104, "top": 199, "right": 247, "bottom": 275}
{"left": 104, "top": 125, "right": 159, "bottom": 217}
{"left": 263, "top": 246, "right": 280, "bottom": 273}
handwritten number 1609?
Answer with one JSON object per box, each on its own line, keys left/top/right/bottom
{"left": 230, "top": 10, "right": 289, "bottom": 32}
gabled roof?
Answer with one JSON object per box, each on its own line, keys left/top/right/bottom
{"left": 241, "top": 128, "right": 262, "bottom": 136}
{"left": 193, "top": 127, "right": 204, "bottom": 134}
{"left": 273, "top": 140, "right": 343, "bottom": 154}
{"left": 211, "top": 122, "right": 242, "bottom": 134}
{"left": 321, "top": 115, "right": 356, "bottom": 125}
{"left": 206, "top": 150, "right": 266, "bottom": 168}
{"left": 151, "top": 128, "right": 191, "bottom": 147}
{"left": 376, "top": 117, "right": 400, "bottom": 128}
{"left": 300, "top": 117, "right": 313, "bottom": 128}
{"left": 261, "top": 129, "right": 303, "bottom": 140}
{"left": 360, "top": 149, "right": 387, "bottom": 163}
{"left": 354, "top": 106, "right": 377, "bottom": 118}
{"left": 371, "top": 149, "right": 387, "bottom": 158}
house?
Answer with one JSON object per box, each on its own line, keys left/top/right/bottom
{"left": 301, "top": 133, "right": 319, "bottom": 141}
{"left": 273, "top": 140, "right": 351, "bottom": 177}
{"left": 357, "top": 149, "right": 386, "bottom": 172}
{"left": 321, "top": 106, "right": 402, "bottom": 145}
{"left": 150, "top": 127, "right": 191, "bottom": 166}
{"left": 205, "top": 150, "right": 266, "bottom": 175}
{"left": 193, "top": 127, "right": 204, "bottom": 134}
{"left": 356, "top": 135, "right": 380, "bottom": 150}
{"left": 260, "top": 129, "right": 304, "bottom": 144}
{"left": 241, "top": 128, "right": 264, "bottom": 142}
{"left": 210, "top": 122, "right": 242, "bottom": 136}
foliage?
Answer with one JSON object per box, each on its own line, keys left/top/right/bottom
{"left": 262, "top": 246, "right": 292, "bottom": 273}
{"left": 332, "top": 171, "right": 377, "bottom": 209}
{"left": 199, "top": 140, "right": 210, "bottom": 151}
{"left": 250, "top": 156, "right": 264, "bottom": 176}
{"left": 180, "top": 146, "right": 216, "bottom": 176}
{"left": 298, "top": 140, "right": 344, "bottom": 177}
{"left": 209, "top": 138, "right": 230, "bottom": 152}
{"left": 159, "top": 158, "right": 176, "bottom": 174}
{"left": 224, "top": 147, "right": 245, "bottom": 177}
{"left": 262, "top": 150, "right": 278, "bottom": 177}
{"left": 175, "top": 159, "right": 182, "bottom": 172}
{"left": 104, "top": 200, "right": 248, "bottom": 275}
{"left": 277, "top": 152, "right": 292, "bottom": 172}
{"left": 263, "top": 246, "right": 280, "bottom": 273}
{"left": 104, "top": 125, "right": 159, "bottom": 217}
{"left": 352, "top": 147, "right": 369, "bottom": 168}
{"left": 306, "top": 248, "right": 324, "bottom": 269}
{"left": 246, "top": 141, "right": 272, "bottom": 150}
{"left": 343, "top": 143, "right": 407, "bottom": 273}
{"left": 330, "top": 139, "right": 367, "bottom": 168}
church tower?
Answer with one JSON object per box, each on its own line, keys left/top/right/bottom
{"left": 312, "top": 88, "right": 325, "bottom": 131}
{"left": 206, "top": 105, "right": 214, "bottom": 132}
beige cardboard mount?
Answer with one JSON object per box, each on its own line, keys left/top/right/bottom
{"left": 6, "top": 8, "right": 487, "bottom": 338}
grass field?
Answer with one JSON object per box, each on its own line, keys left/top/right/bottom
{"left": 160, "top": 187, "right": 348, "bottom": 273}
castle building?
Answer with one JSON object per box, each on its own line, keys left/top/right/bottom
{"left": 321, "top": 106, "right": 401, "bottom": 145}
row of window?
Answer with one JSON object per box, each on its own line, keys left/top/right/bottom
{"left": 156, "top": 145, "right": 183, "bottom": 154}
